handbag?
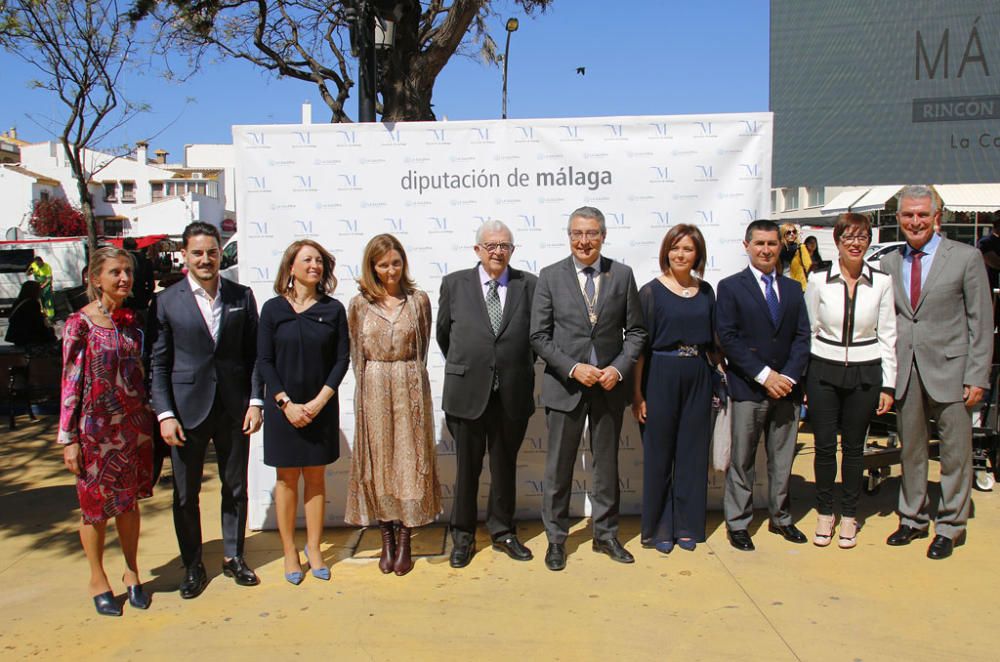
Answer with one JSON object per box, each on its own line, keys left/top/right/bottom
{"left": 710, "top": 370, "right": 731, "bottom": 473}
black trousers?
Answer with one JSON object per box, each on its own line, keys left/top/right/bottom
{"left": 806, "top": 369, "right": 880, "bottom": 517}
{"left": 171, "top": 396, "right": 250, "bottom": 567}
{"left": 446, "top": 390, "right": 529, "bottom": 546}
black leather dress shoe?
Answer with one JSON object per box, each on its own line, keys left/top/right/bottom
{"left": 592, "top": 537, "right": 635, "bottom": 564}
{"left": 768, "top": 522, "right": 808, "bottom": 544}
{"left": 127, "top": 584, "right": 152, "bottom": 609}
{"left": 492, "top": 534, "right": 533, "bottom": 561}
{"left": 93, "top": 591, "right": 122, "bottom": 616}
{"left": 544, "top": 543, "right": 566, "bottom": 571}
{"left": 222, "top": 557, "right": 260, "bottom": 586}
{"left": 179, "top": 562, "right": 208, "bottom": 599}
{"left": 727, "top": 528, "right": 755, "bottom": 551}
{"left": 886, "top": 524, "right": 929, "bottom": 546}
{"left": 927, "top": 532, "right": 966, "bottom": 560}
{"left": 449, "top": 541, "right": 475, "bottom": 568}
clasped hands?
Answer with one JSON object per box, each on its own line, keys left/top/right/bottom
{"left": 763, "top": 371, "right": 794, "bottom": 400}
{"left": 572, "top": 363, "right": 619, "bottom": 391}
{"left": 283, "top": 399, "right": 324, "bottom": 428}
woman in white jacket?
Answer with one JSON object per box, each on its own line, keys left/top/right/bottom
{"left": 805, "top": 213, "right": 897, "bottom": 549}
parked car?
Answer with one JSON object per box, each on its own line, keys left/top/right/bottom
{"left": 221, "top": 237, "right": 239, "bottom": 282}
{"left": 865, "top": 241, "right": 906, "bottom": 264}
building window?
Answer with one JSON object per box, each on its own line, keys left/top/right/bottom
{"left": 103, "top": 182, "right": 117, "bottom": 202}
{"left": 121, "top": 181, "right": 136, "bottom": 203}
{"left": 771, "top": 190, "right": 780, "bottom": 213}
{"left": 101, "top": 218, "right": 124, "bottom": 235}
{"left": 784, "top": 187, "right": 799, "bottom": 210}
{"left": 151, "top": 182, "right": 164, "bottom": 200}
{"left": 39, "top": 191, "right": 50, "bottom": 202}
{"left": 806, "top": 186, "right": 825, "bottom": 207}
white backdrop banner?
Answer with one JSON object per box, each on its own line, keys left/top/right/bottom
{"left": 234, "top": 113, "right": 773, "bottom": 529}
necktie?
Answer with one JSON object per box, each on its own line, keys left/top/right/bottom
{"left": 485, "top": 279, "right": 502, "bottom": 335}
{"left": 583, "top": 267, "right": 599, "bottom": 364}
{"left": 486, "top": 280, "right": 502, "bottom": 390}
{"left": 910, "top": 250, "right": 925, "bottom": 310}
{"left": 762, "top": 274, "right": 780, "bottom": 326}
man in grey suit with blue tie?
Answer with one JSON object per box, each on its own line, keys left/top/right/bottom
{"left": 881, "top": 185, "right": 993, "bottom": 559}
{"left": 530, "top": 206, "right": 647, "bottom": 571}
{"left": 437, "top": 220, "right": 537, "bottom": 568}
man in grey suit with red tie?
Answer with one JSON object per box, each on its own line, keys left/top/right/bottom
{"left": 530, "top": 206, "right": 647, "bottom": 571}
{"left": 437, "top": 220, "right": 537, "bottom": 568}
{"left": 881, "top": 185, "right": 993, "bottom": 559}
{"left": 151, "top": 222, "right": 264, "bottom": 597}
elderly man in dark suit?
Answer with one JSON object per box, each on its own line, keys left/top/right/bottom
{"left": 151, "top": 222, "right": 264, "bottom": 598}
{"left": 530, "top": 206, "right": 647, "bottom": 571}
{"left": 881, "top": 185, "right": 993, "bottom": 559}
{"left": 716, "top": 219, "right": 811, "bottom": 552}
{"left": 437, "top": 220, "right": 538, "bottom": 568}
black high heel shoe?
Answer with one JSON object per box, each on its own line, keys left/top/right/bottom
{"left": 127, "top": 584, "right": 152, "bottom": 609}
{"left": 93, "top": 591, "right": 122, "bottom": 617}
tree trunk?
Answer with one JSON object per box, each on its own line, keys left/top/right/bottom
{"left": 62, "top": 139, "right": 99, "bottom": 252}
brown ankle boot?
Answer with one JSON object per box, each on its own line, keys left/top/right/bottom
{"left": 378, "top": 521, "right": 396, "bottom": 574}
{"left": 393, "top": 524, "right": 413, "bottom": 576}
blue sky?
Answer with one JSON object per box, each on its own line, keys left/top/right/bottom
{"left": 2, "top": 0, "right": 770, "bottom": 160}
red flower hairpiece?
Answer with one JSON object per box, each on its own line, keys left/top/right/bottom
{"left": 111, "top": 307, "right": 137, "bottom": 327}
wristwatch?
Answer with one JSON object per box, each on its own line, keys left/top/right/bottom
{"left": 276, "top": 397, "right": 291, "bottom": 409}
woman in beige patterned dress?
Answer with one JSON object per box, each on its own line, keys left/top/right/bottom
{"left": 346, "top": 233, "right": 441, "bottom": 576}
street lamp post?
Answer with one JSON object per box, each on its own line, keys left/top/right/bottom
{"left": 501, "top": 17, "right": 519, "bottom": 120}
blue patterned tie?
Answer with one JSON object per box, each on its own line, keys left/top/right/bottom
{"left": 762, "top": 273, "right": 780, "bottom": 326}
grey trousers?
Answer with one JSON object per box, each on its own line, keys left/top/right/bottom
{"left": 897, "top": 364, "right": 973, "bottom": 538}
{"left": 542, "top": 390, "right": 624, "bottom": 544}
{"left": 724, "top": 398, "right": 799, "bottom": 531}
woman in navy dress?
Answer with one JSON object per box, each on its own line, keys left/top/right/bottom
{"left": 633, "top": 224, "right": 717, "bottom": 554}
{"left": 257, "top": 239, "right": 350, "bottom": 584}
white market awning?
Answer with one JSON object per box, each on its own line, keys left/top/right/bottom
{"left": 937, "top": 184, "right": 1000, "bottom": 213}
{"left": 850, "top": 185, "right": 904, "bottom": 213}
{"left": 820, "top": 188, "right": 867, "bottom": 215}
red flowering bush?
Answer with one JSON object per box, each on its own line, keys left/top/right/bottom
{"left": 29, "top": 198, "right": 87, "bottom": 237}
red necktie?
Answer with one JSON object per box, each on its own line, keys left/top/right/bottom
{"left": 910, "top": 250, "right": 925, "bottom": 310}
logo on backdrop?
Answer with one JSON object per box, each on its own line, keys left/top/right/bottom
{"left": 248, "top": 221, "right": 273, "bottom": 238}
{"left": 694, "top": 121, "right": 717, "bottom": 138}
{"left": 649, "top": 166, "right": 675, "bottom": 183}
{"left": 337, "top": 218, "right": 363, "bottom": 236}
{"left": 246, "top": 176, "right": 270, "bottom": 193}
{"left": 649, "top": 122, "right": 672, "bottom": 139}
{"left": 738, "top": 163, "right": 763, "bottom": 180}
{"left": 694, "top": 165, "right": 719, "bottom": 182}
{"left": 337, "top": 130, "right": 359, "bottom": 146}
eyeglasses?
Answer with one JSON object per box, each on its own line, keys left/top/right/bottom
{"left": 479, "top": 242, "right": 514, "bottom": 253}
{"left": 839, "top": 235, "right": 869, "bottom": 245}
{"left": 569, "top": 230, "right": 603, "bottom": 240}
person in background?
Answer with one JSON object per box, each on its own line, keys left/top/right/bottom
{"left": 345, "top": 234, "right": 441, "bottom": 576}
{"left": 58, "top": 247, "right": 155, "bottom": 616}
{"left": 257, "top": 240, "right": 350, "bottom": 584}
{"left": 633, "top": 224, "right": 717, "bottom": 554}
{"left": 27, "top": 255, "right": 55, "bottom": 319}
{"left": 977, "top": 215, "right": 1000, "bottom": 329}
{"left": 780, "top": 224, "right": 811, "bottom": 290}
{"left": 5, "top": 280, "right": 56, "bottom": 351}
{"left": 803, "top": 235, "right": 826, "bottom": 273}
{"left": 804, "top": 214, "right": 896, "bottom": 549}
{"left": 123, "top": 237, "right": 155, "bottom": 314}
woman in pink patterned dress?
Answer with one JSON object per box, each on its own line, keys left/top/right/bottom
{"left": 59, "top": 247, "right": 154, "bottom": 616}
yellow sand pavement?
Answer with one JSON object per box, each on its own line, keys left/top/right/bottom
{"left": 2, "top": 417, "right": 998, "bottom": 661}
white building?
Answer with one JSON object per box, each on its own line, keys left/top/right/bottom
{"left": 0, "top": 140, "right": 229, "bottom": 239}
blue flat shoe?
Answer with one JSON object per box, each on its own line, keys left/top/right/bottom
{"left": 677, "top": 538, "right": 697, "bottom": 552}
{"left": 304, "top": 548, "right": 330, "bottom": 581}
{"left": 654, "top": 540, "right": 674, "bottom": 555}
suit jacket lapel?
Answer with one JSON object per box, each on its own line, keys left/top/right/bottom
{"left": 179, "top": 280, "right": 214, "bottom": 344}
{"left": 915, "top": 238, "right": 950, "bottom": 312}
{"left": 216, "top": 278, "right": 234, "bottom": 349}
{"left": 740, "top": 268, "right": 774, "bottom": 326}
{"left": 497, "top": 269, "right": 523, "bottom": 337}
